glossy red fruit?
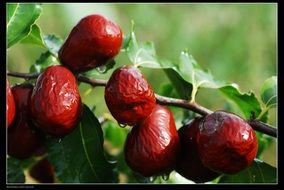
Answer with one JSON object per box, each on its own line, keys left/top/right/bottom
{"left": 7, "top": 80, "right": 16, "bottom": 127}
{"left": 176, "top": 118, "right": 220, "bottom": 183}
{"left": 31, "top": 65, "right": 82, "bottom": 137}
{"left": 105, "top": 66, "right": 156, "bottom": 126}
{"left": 8, "top": 84, "right": 45, "bottom": 159}
{"left": 124, "top": 105, "right": 180, "bottom": 177}
{"left": 58, "top": 14, "right": 123, "bottom": 73}
{"left": 29, "top": 158, "right": 55, "bottom": 183}
{"left": 198, "top": 111, "right": 258, "bottom": 174}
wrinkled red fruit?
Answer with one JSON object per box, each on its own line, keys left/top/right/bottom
{"left": 8, "top": 84, "right": 45, "bottom": 159}
{"left": 198, "top": 111, "right": 258, "bottom": 174}
{"left": 124, "top": 105, "right": 180, "bottom": 177}
{"left": 31, "top": 65, "right": 82, "bottom": 137}
{"left": 105, "top": 66, "right": 156, "bottom": 126}
{"left": 29, "top": 158, "right": 55, "bottom": 183}
{"left": 58, "top": 14, "right": 123, "bottom": 73}
{"left": 176, "top": 118, "right": 220, "bottom": 183}
{"left": 7, "top": 80, "right": 16, "bottom": 127}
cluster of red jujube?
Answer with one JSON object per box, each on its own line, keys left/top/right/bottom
{"left": 7, "top": 14, "right": 258, "bottom": 183}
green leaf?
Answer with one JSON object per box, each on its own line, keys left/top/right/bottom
{"left": 176, "top": 51, "right": 226, "bottom": 101}
{"left": 30, "top": 51, "right": 57, "bottom": 73}
{"left": 219, "top": 85, "right": 262, "bottom": 119}
{"left": 21, "top": 26, "right": 65, "bottom": 57}
{"left": 7, "top": 4, "right": 18, "bottom": 23}
{"left": 20, "top": 24, "right": 45, "bottom": 48}
{"left": 157, "top": 83, "right": 176, "bottom": 97}
{"left": 165, "top": 50, "right": 226, "bottom": 101}
{"left": 121, "top": 34, "right": 131, "bottom": 50}
{"left": 177, "top": 51, "right": 225, "bottom": 88}
{"left": 103, "top": 121, "right": 128, "bottom": 149}
{"left": 7, "top": 157, "right": 25, "bottom": 183}
{"left": 47, "top": 105, "right": 118, "bottom": 183}
{"left": 124, "top": 28, "right": 224, "bottom": 101}
{"left": 125, "top": 29, "right": 192, "bottom": 99}
{"left": 260, "top": 76, "right": 277, "bottom": 108}
{"left": 124, "top": 24, "right": 263, "bottom": 118}
{"left": 125, "top": 29, "right": 139, "bottom": 64}
{"left": 7, "top": 3, "right": 42, "bottom": 48}
{"left": 219, "top": 159, "right": 276, "bottom": 183}
{"left": 126, "top": 30, "right": 170, "bottom": 69}
{"left": 256, "top": 132, "right": 273, "bottom": 157}
{"left": 164, "top": 69, "right": 193, "bottom": 99}
{"left": 43, "top": 34, "right": 63, "bottom": 57}
{"left": 125, "top": 27, "right": 163, "bottom": 68}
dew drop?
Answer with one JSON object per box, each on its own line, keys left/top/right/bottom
{"left": 96, "top": 65, "right": 106, "bottom": 73}
{"left": 161, "top": 173, "right": 170, "bottom": 181}
{"left": 148, "top": 176, "right": 156, "bottom": 182}
{"left": 58, "top": 138, "right": 62, "bottom": 143}
{"left": 118, "top": 123, "right": 127, "bottom": 128}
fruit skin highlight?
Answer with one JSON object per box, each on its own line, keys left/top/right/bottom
{"left": 124, "top": 105, "right": 180, "bottom": 177}
{"left": 7, "top": 80, "right": 16, "bottom": 127}
{"left": 176, "top": 118, "right": 220, "bottom": 183}
{"left": 8, "top": 84, "right": 45, "bottom": 159}
{"left": 58, "top": 14, "right": 123, "bottom": 73}
{"left": 105, "top": 65, "right": 156, "bottom": 126}
{"left": 31, "top": 65, "right": 82, "bottom": 137}
{"left": 198, "top": 111, "right": 258, "bottom": 174}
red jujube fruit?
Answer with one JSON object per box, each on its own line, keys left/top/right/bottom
{"left": 29, "top": 158, "right": 55, "bottom": 183}
{"left": 124, "top": 105, "right": 180, "bottom": 177}
{"left": 175, "top": 118, "right": 220, "bottom": 183}
{"left": 7, "top": 80, "right": 16, "bottom": 127}
{"left": 105, "top": 65, "right": 156, "bottom": 126}
{"left": 8, "top": 83, "right": 45, "bottom": 159}
{"left": 198, "top": 111, "right": 258, "bottom": 174}
{"left": 31, "top": 65, "right": 82, "bottom": 137}
{"left": 58, "top": 14, "right": 123, "bottom": 73}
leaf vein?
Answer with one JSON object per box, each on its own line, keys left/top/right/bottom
{"left": 255, "top": 161, "right": 265, "bottom": 182}
{"left": 79, "top": 122, "right": 100, "bottom": 181}
{"left": 265, "top": 95, "right": 277, "bottom": 107}
{"left": 7, "top": 3, "right": 19, "bottom": 28}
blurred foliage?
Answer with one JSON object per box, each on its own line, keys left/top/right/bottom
{"left": 8, "top": 3, "right": 276, "bottom": 115}
{"left": 7, "top": 3, "right": 277, "bottom": 183}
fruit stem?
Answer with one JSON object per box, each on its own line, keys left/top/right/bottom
{"left": 7, "top": 70, "right": 277, "bottom": 138}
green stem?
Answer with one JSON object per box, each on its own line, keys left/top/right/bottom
{"left": 190, "top": 86, "right": 198, "bottom": 103}
{"left": 257, "top": 106, "right": 269, "bottom": 121}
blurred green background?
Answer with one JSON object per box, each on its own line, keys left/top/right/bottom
{"left": 7, "top": 3, "right": 277, "bottom": 169}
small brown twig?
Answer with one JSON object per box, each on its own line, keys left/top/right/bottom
{"left": 7, "top": 70, "right": 277, "bottom": 138}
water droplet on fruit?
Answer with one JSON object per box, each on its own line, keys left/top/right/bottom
{"left": 118, "top": 123, "right": 127, "bottom": 128}
{"left": 161, "top": 173, "right": 170, "bottom": 181}
{"left": 148, "top": 176, "right": 156, "bottom": 182}
{"left": 58, "top": 138, "right": 62, "bottom": 143}
{"left": 97, "top": 65, "right": 106, "bottom": 73}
